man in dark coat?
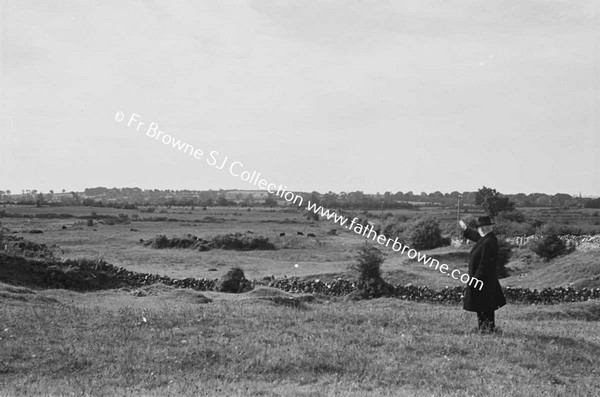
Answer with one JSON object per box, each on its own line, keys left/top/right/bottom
{"left": 459, "top": 216, "right": 506, "bottom": 333}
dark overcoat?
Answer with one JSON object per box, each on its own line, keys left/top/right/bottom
{"left": 463, "top": 228, "right": 506, "bottom": 312}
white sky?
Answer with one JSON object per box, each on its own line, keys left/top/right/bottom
{"left": 1, "top": 0, "right": 598, "bottom": 195}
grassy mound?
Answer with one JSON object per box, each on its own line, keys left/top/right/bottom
{"left": 165, "top": 289, "right": 213, "bottom": 304}
{"left": 504, "top": 250, "right": 600, "bottom": 289}
{"left": 0, "top": 281, "right": 58, "bottom": 303}
{"left": 513, "top": 300, "right": 600, "bottom": 321}
{"left": 244, "top": 286, "right": 314, "bottom": 308}
{"left": 0, "top": 254, "right": 127, "bottom": 291}
{"left": 0, "top": 254, "right": 217, "bottom": 292}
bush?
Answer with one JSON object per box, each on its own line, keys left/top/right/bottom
{"left": 351, "top": 242, "right": 384, "bottom": 282}
{"left": 215, "top": 267, "right": 252, "bottom": 293}
{"left": 349, "top": 242, "right": 394, "bottom": 299}
{"left": 382, "top": 215, "right": 410, "bottom": 240}
{"left": 408, "top": 217, "right": 447, "bottom": 250}
{"left": 210, "top": 233, "right": 276, "bottom": 251}
{"left": 530, "top": 225, "right": 575, "bottom": 260}
{"left": 143, "top": 234, "right": 211, "bottom": 250}
{"left": 87, "top": 219, "right": 94, "bottom": 227}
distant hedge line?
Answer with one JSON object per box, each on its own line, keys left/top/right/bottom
{"left": 143, "top": 233, "right": 276, "bottom": 251}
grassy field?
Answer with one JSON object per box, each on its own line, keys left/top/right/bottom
{"left": 2, "top": 284, "right": 599, "bottom": 396}
{"left": 1, "top": 205, "right": 600, "bottom": 396}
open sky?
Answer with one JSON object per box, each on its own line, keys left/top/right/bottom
{"left": 1, "top": 0, "right": 598, "bottom": 196}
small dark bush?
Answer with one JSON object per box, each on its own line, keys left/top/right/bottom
{"left": 349, "top": 242, "right": 393, "bottom": 298}
{"left": 530, "top": 225, "right": 575, "bottom": 260}
{"left": 210, "top": 233, "right": 276, "bottom": 250}
{"left": 351, "top": 242, "right": 384, "bottom": 281}
{"left": 144, "top": 234, "right": 211, "bottom": 251}
{"left": 143, "top": 233, "right": 275, "bottom": 251}
{"left": 215, "top": 267, "right": 252, "bottom": 293}
{"left": 86, "top": 219, "right": 94, "bottom": 227}
{"left": 382, "top": 215, "right": 410, "bottom": 240}
{"left": 409, "top": 217, "right": 447, "bottom": 250}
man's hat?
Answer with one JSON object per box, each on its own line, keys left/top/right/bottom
{"left": 476, "top": 216, "right": 494, "bottom": 227}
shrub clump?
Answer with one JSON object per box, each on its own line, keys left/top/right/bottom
{"left": 215, "top": 267, "right": 252, "bottom": 293}
{"left": 144, "top": 234, "right": 211, "bottom": 251}
{"left": 382, "top": 214, "right": 410, "bottom": 240}
{"left": 408, "top": 217, "right": 449, "bottom": 250}
{"left": 349, "top": 242, "right": 394, "bottom": 299}
{"left": 210, "top": 233, "right": 276, "bottom": 250}
{"left": 530, "top": 225, "right": 575, "bottom": 261}
{"left": 143, "top": 233, "right": 276, "bottom": 251}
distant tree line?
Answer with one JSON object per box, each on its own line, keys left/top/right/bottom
{"left": 0, "top": 187, "right": 595, "bottom": 210}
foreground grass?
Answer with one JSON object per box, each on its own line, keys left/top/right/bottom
{"left": 1, "top": 287, "right": 599, "bottom": 396}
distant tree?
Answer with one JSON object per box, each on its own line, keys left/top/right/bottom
{"left": 216, "top": 196, "right": 231, "bottom": 206}
{"left": 552, "top": 193, "right": 573, "bottom": 208}
{"left": 305, "top": 192, "right": 320, "bottom": 221}
{"left": 35, "top": 193, "right": 45, "bottom": 207}
{"left": 243, "top": 195, "right": 255, "bottom": 207}
{"left": 475, "top": 186, "right": 515, "bottom": 217}
{"left": 535, "top": 196, "right": 551, "bottom": 207}
{"left": 263, "top": 194, "right": 278, "bottom": 207}
{"left": 71, "top": 192, "right": 81, "bottom": 205}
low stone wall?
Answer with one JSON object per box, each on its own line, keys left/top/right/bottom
{"left": 268, "top": 278, "right": 600, "bottom": 304}
{"left": 453, "top": 235, "right": 600, "bottom": 250}
{"left": 2, "top": 254, "right": 599, "bottom": 304}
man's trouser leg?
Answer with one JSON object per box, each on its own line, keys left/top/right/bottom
{"left": 477, "top": 311, "right": 495, "bottom": 332}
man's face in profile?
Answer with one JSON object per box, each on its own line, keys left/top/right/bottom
{"left": 478, "top": 225, "right": 493, "bottom": 237}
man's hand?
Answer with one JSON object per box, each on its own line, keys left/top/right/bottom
{"left": 459, "top": 220, "right": 467, "bottom": 230}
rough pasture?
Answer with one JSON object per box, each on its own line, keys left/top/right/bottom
{"left": 1, "top": 205, "right": 600, "bottom": 395}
